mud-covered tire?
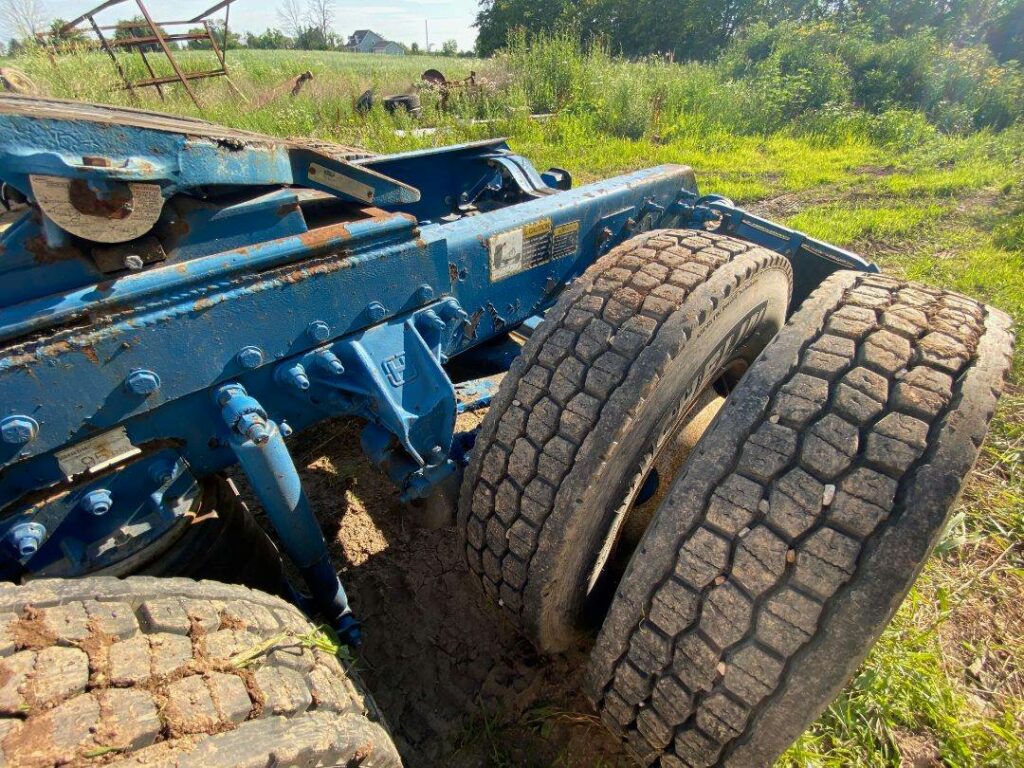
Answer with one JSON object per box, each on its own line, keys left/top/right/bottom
{"left": 587, "top": 271, "right": 1014, "bottom": 767}
{"left": 0, "top": 576, "right": 401, "bottom": 767}
{"left": 459, "top": 231, "right": 794, "bottom": 652}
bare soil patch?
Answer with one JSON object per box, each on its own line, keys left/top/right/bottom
{"left": 280, "top": 417, "right": 628, "bottom": 766}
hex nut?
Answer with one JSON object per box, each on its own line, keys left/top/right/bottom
{"left": 0, "top": 415, "right": 38, "bottom": 445}
{"left": 81, "top": 489, "right": 113, "bottom": 517}
{"left": 7, "top": 522, "right": 46, "bottom": 557}
{"left": 307, "top": 320, "right": 331, "bottom": 342}
{"left": 126, "top": 369, "right": 161, "bottom": 396}
{"left": 237, "top": 346, "right": 264, "bottom": 369}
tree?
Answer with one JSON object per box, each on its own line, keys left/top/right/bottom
{"left": 1, "top": 0, "right": 47, "bottom": 41}
{"left": 46, "top": 18, "right": 88, "bottom": 45}
{"left": 474, "top": 0, "right": 1023, "bottom": 61}
{"left": 410, "top": 41, "right": 421, "bottom": 54}
{"left": 475, "top": 0, "right": 566, "bottom": 56}
{"left": 246, "top": 28, "right": 292, "bottom": 49}
{"left": 277, "top": 0, "right": 305, "bottom": 38}
{"left": 305, "top": 0, "right": 335, "bottom": 42}
{"left": 294, "top": 25, "right": 337, "bottom": 50}
{"left": 441, "top": 38, "right": 459, "bottom": 56}
{"left": 186, "top": 21, "right": 241, "bottom": 50}
{"left": 113, "top": 16, "right": 169, "bottom": 53}
{"left": 986, "top": 0, "right": 1024, "bottom": 62}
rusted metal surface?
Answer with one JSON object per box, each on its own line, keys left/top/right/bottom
{"left": 41, "top": 0, "right": 241, "bottom": 111}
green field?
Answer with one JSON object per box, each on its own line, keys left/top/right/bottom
{"left": 4, "top": 40, "right": 1022, "bottom": 767}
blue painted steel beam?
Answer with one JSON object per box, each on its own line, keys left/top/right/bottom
{"left": 0, "top": 96, "right": 876, "bottom": 628}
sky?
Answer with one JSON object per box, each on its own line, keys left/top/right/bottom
{"left": 3, "top": 0, "right": 481, "bottom": 51}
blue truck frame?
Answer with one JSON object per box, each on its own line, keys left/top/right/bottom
{"left": 0, "top": 95, "right": 875, "bottom": 643}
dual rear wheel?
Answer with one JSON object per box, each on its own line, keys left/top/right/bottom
{"left": 460, "top": 230, "right": 1014, "bottom": 766}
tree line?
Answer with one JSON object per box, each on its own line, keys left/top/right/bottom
{"left": 474, "top": 0, "right": 1024, "bottom": 62}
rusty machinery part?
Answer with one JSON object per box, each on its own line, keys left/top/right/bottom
{"left": 0, "top": 576, "right": 402, "bottom": 767}
{"left": 0, "top": 182, "right": 27, "bottom": 212}
{"left": 41, "top": 0, "right": 242, "bottom": 111}
{"left": 131, "top": 475, "right": 294, "bottom": 600}
{"left": 587, "top": 271, "right": 1014, "bottom": 767}
{"left": 459, "top": 231, "right": 794, "bottom": 653}
{"left": 0, "top": 68, "right": 39, "bottom": 96}
{"left": 251, "top": 71, "right": 315, "bottom": 111}
{"left": 421, "top": 68, "right": 448, "bottom": 87}
{"left": 29, "top": 174, "right": 165, "bottom": 244}
{"left": 292, "top": 70, "right": 314, "bottom": 95}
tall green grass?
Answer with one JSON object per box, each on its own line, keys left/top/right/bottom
{"left": 3, "top": 36, "right": 1023, "bottom": 768}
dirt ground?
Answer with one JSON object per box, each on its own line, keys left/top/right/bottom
{"left": 268, "top": 413, "right": 630, "bottom": 767}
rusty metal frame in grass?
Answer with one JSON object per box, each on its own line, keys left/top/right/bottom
{"left": 42, "top": 0, "right": 242, "bottom": 110}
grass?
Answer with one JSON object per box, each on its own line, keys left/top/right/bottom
{"left": 3, "top": 43, "right": 1023, "bottom": 767}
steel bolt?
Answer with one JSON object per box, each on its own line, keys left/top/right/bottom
{"left": 307, "top": 320, "right": 331, "bottom": 343}
{"left": 237, "top": 412, "right": 271, "bottom": 444}
{"left": 236, "top": 346, "right": 264, "bottom": 369}
{"left": 429, "top": 445, "right": 446, "bottom": 463}
{"left": 366, "top": 302, "right": 387, "bottom": 322}
{"left": 314, "top": 350, "right": 345, "bottom": 375}
{"left": 0, "top": 415, "right": 38, "bottom": 446}
{"left": 125, "top": 369, "right": 161, "bottom": 396}
{"left": 148, "top": 461, "right": 175, "bottom": 485}
{"left": 7, "top": 522, "right": 45, "bottom": 558}
{"left": 246, "top": 423, "right": 270, "bottom": 444}
{"left": 280, "top": 421, "right": 294, "bottom": 437}
{"left": 419, "top": 309, "right": 446, "bottom": 333}
{"left": 124, "top": 254, "right": 144, "bottom": 272}
{"left": 216, "top": 384, "right": 246, "bottom": 407}
{"left": 81, "top": 488, "right": 113, "bottom": 516}
{"left": 279, "top": 363, "right": 310, "bottom": 392}
{"left": 416, "top": 284, "right": 435, "bottom": 303}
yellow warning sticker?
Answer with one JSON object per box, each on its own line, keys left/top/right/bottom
{"left": 488, "top": 218, "right": 580, "bottom": 282}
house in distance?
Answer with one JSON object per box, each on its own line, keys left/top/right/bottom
{"left": 345, "top": 30, "right": 404, "bottom": 55}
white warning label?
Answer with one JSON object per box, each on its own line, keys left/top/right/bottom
{"left": 56, "top": 427, "right": 140, "bottom": 479}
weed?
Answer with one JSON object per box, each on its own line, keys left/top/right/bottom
{"left": 2, "top": 42, "right": 1022, "bottom": 768}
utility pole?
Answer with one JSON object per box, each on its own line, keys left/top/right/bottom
{"left": 425, "top": 19, "right": 429, "bottom": 52}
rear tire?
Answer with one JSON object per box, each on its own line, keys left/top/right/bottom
{"left": 459, "top": 231, "right": 793, "bottom": 652}
{"left": 0, "top": 576, "right": 401, "bottom": 767}
{"left": 587, "top": 271, "right": 1014, "bottom": 767}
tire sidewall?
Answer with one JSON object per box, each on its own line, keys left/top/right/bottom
{"left": 531, "top": 257, "right": 792, "bottom": 650}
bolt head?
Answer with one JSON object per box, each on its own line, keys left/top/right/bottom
{"left": 81, "top": 489, "right": 113, "bottom": 516}
{"left": 247, "top": 422, "right": 271, "bottom": 444}
{"left": 416, "top": 284, "right": 435, "bottom": 302}
{"left": 124, "top": 254, "right": 144, "bottom": 272}
{"left": 236, "top": 346, "right": 264, "bottom": 369}
{"left": 7, "top": 522, "right": 45, "bottom": 558}
{"left": 148, "top": 461, "right": 175, "bottom": 485}
{"left": 367, "top": 302, "right": 387, "bottom": 322}
{"left": 215, "top": 384, "right": 247, "bottom": 407}
{"left": 307, "top": 320, "right": 331, "bottom": 342}
{"left": 126, "top": 369, "right": 161, "bottom": 396}
{"left": 0, "top": 416, "right": 38, "bottom": 446}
